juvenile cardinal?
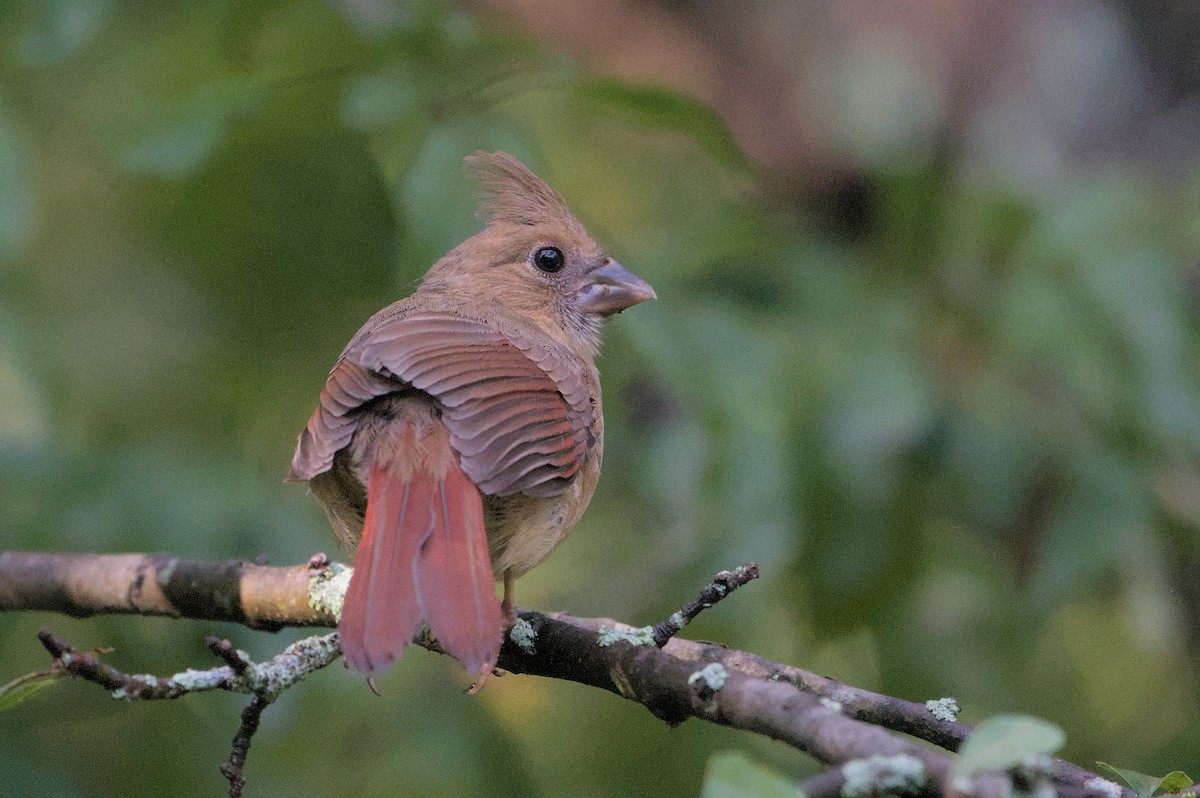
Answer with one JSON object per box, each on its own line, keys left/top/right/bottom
{"left": 289, "top": 152, "right": 655, "bottom": 683}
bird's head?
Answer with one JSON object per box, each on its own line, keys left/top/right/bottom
{"left": 420, "top": 151, "right": 656, "bottom": 355}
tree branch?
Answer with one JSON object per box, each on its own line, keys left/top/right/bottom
{"left": 0, "top": 550, "right": 1134, "bottom": 798}
{"left": 0, "top": 550, "right": 328, "bottom": 629}
{"left": 34, "top": 625, "right": 341, "bottom": 796}
{"left": 650, "top": 561, "right": 760, "bottom": 646}
{"left": 222, "top": 695, "right": 270, "bottom": 798}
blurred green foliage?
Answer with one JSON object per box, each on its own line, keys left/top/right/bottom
{"left": 1, "top": 1, "right": 1198, "bottom": 795}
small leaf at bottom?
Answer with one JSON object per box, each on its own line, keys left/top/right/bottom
{"left": 0, "top": 668, "right": 66, "bottom": 711}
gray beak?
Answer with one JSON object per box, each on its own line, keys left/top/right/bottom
{"left": 575, "top": 259, "right": 656, "bottom": 316}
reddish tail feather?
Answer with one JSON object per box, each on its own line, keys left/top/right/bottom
{"left": 339, "top": 455, "right": 503, "bottom": 677}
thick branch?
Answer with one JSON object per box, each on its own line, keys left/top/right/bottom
{"left": 0, "top": 550, "right": 1134, "bottom": 798}
{"left": 0, "top": 551, "right": 327, "bottom": 629}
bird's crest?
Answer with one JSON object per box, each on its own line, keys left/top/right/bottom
{"left": 464, "top": 151, "right": 585, "bottom": 234}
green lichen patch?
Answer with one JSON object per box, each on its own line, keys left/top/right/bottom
{"left": 688, "top": 662, "right": 728, "bottom": 693}
{"left": 170, "top": 667, "right": 229, "bottom": 692}
{"left": 597, "top": 625, "right": 656, "bottom": 647}
{"left": 109, "top": 674, "right": 159, "bottom": 701}
{"left": 925, "top": 696, "right": 960, "bottom": 722}
{"left": 662, "top": 612, "right": 686, "bottom": 635}
{"left": 233, "top": 633, "right": 341, "bottom": 702}
{"left": 509, "top": 618, "right": 537, "bottom": 655}
{"left": 307, "top": 563, "right": 352, "bottom": 621}
{"left": 841, "top": 754, "right": 926, "bottom": 797}
{"left": 1084, "top": 777, "right": 1125, "bottom": 798}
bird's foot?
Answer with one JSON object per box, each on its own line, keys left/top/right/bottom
{"left": 468, "top": 662, "right": 498, "bottom": 694}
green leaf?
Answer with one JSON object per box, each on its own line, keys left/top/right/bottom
{"left": 1097, "top": 762, "right": 1194, "bottom": 798}
{"left": 575, "top": 78, "right": 746, "bottom": 169}
{"left": 951, "top": 715, "right": 1065, "bottom": 780}
{"left": 1159, "top": 773, "right": 1195, "bottom": 794}
{"left": 0, "top": 668, "right": 67, "bottom": 712}
{"left": 701, "top": 751, "right": 802, "bottom": 798}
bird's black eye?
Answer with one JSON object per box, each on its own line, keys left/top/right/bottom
{"left": 532, "top": 246, "right": 565, "bottom": 274}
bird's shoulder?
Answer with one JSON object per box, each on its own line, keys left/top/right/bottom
{"left": 343, "top": 293, "right": 598, "bottom": 399}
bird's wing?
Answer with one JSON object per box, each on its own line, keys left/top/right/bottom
{"left": 290, "top": 309, "right": 594, "bottom": 498}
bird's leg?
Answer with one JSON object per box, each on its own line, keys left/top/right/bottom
{"left": 501, "top": 568, "right": 517, "bottom": 629}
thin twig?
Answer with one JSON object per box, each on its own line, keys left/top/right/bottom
{"left": 38, "top": 628, "right": 218, "bottom": 699}
{"left": 206, "top": 636, "right": 251, "bottom": 676}
{"left": 650, "top": 562, "right": 760, "bottom": 646}
{"left": 37, "top": 628, "right": 284, "bottom": 700}
{"left": 221, "top": 695, "right": 270, "bottom": 798}
{"left": 37, "top": 628, "right": 342, "bottom": 797}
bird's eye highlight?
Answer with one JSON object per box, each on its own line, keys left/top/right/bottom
{"left": 532, "top": 246, "right": 565, "bottom": 274}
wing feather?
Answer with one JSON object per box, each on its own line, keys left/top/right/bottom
{"left": 290, "top": 309, "right": 594, "bottom": 497}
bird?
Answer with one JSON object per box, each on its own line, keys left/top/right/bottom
{"left": 288, "top": 151, "right": 655, "bottom": 686}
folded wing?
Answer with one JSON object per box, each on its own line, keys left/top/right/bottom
{"left": 290, "top": 310, "right": 594, "bottom": 499}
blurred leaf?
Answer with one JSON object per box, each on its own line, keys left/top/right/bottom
{"left": 120, "top": 77, "right": 266, "bottom": 176}
{"left": 341, "top": 66, "right": 424, "bottom": 132}
{"left": 0, "top": 100, "right": 33, "bottom": 258}
{"left": 16, "top": 0, "right": 109, "bottom": 64}
{"left": 951, "top": 715, "right": 1065, "bottom": 780}
{"left": 1097, "top": 763, "right": 1194, "bottom": 798}
{"left": 576, "top": 78, "right": 746, "bottom": 169}
{"left": 0, "top": 668, "right": 66, "bottom": 712}
{"left": 701, "top": 751, "right": 801, "bottom": 798}
{"left": 398, "top": 119, "right": 529, "bottom": 269}
{"left": 811, "top": 30, "right": 941, "bottom": 166}
{"left": 0, "top": 313, "right": 49, "bottom": 450}
{"left": 824, "top": 346, "right": 935, "bottom": 490}
{"left": 0, "top": 733, "right": 88, "bottom": 797}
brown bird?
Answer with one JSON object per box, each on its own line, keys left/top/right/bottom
{"left": 289, "top": 152, "right": 655, "bottom": 682}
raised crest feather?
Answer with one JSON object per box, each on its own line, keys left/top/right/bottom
{"left": 464, "top": 151, "right": 585, "bottom": 234}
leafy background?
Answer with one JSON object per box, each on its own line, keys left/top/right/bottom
{"left": 1, "top": 0, "right": 1198, "bottom": 795}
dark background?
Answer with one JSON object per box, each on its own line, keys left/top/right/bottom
{"left": 1, "top": 1, "right": 1198, "bottom": 795}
